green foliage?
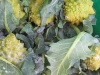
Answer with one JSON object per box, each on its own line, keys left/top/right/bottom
{"left": 46, "top": 32, "right": 95, "bottom": 75}
{"left": 0, "top": 57, "right": 22, "bottom": 75}
{"left": 0, "top": 0, "right": 99, "bottom": 75}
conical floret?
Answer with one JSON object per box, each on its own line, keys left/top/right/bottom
{"left": 0, "top": 33, "right": 27, "bottom": 65}
{"left": 64, "top": 0, "right": 95, "bottom": 25}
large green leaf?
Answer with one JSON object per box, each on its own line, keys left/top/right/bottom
{"left": 46, "top": 32, "right": 95, "bottom": 75}
{"left": 0, "top": 0, "right": 18, "bottom": 32}
{"left": 0, "top": 57, "right": 22, "bottom": 75}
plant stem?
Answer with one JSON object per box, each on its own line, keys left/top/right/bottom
{"left": 45, "top": 42, "right": 51, "bottom": 45}
{"left": 4, "top": 6, "right": 11, "bottom": 33}
{"left": 70, "top": 24, "right": 80, "bottom": 34}
{"left": 55, "top": 36, "right": 61, "bottom": 41}
{"left": 42, "top": 54, "right": 45, "bottom": 63}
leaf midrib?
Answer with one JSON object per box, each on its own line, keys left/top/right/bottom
{"left": 57, "top": 32, "right": 85, "bottom": 75}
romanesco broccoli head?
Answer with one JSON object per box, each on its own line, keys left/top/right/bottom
{"left": 64, "top": 0, "right": 95, "bottom": 25}
{"left": 84, "top": 46, "right": 100, "bottom": 71}
{"left": 0, "top": 33, "right": 27, "bottom": 66}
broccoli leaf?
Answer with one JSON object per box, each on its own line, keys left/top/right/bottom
{"left": 0, "top": 57, "right": 22, "bottom": 75}
{"left": 46, "top": 32, "right": 95, "bottom": 75}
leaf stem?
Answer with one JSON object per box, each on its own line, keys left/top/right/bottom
{"left": 70, "top": 24, "right": 80, "bottom": 35}
{"left": 4, "top": 6, "right": 11, "bottom": 33}
{"left": 42, "top": 54, "right": 45, "bottom": 63}
{"left": 45, "top": 42, "right": 51, "bottom": 45}
{"left": 55, "top": 36, "right": 61, "bottom": 41}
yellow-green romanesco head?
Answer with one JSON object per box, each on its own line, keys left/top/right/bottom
{"left": 9, "top": 0, "right": 25, "bottom": 18}
{"left": 29, "top": 0, "right": 54, "bottom": 26}
{"left": 64, "top": 0, "right": 95, "bottom": 25}
{"left": 84, "top": 46, "right": 100, "bottom": 71}
{"left": 0, "top": 33, "right": 27, "bottom": 66}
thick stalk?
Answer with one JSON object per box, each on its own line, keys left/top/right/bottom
{"left": 70, "top": 24, "right": 80, "bottom": 34}
{"left": 4, "top": 6, "right": 11, "bottom": 33}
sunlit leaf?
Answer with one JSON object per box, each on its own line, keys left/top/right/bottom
{"left": 46, "top": 32, "right": 95, "bottom": 75}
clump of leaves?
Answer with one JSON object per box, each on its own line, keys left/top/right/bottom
{"left": 0, "top": 0, "right": 99, "bottom": 75}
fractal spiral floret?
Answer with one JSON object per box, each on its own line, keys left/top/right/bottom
{"left": 84, "top": 46, "right": 100, "bottom": 71}
{"left": 0, "top": 33, "right": 27, "bottom": 65}
{"left": 29, "top": 0, "right": 54, "bottom": 26}
{"left": 64, "top": 0, "right": 95, "bottom": 25}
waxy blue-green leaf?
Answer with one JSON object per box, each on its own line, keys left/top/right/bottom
{"left": 0, "top": 57, "right": 22, "bottom": 75}
{"left": 0, "top": 0, "right": 18, "bottom": 32}
{"left": 46, "top": 32, "right": 95, "bottom": 75}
